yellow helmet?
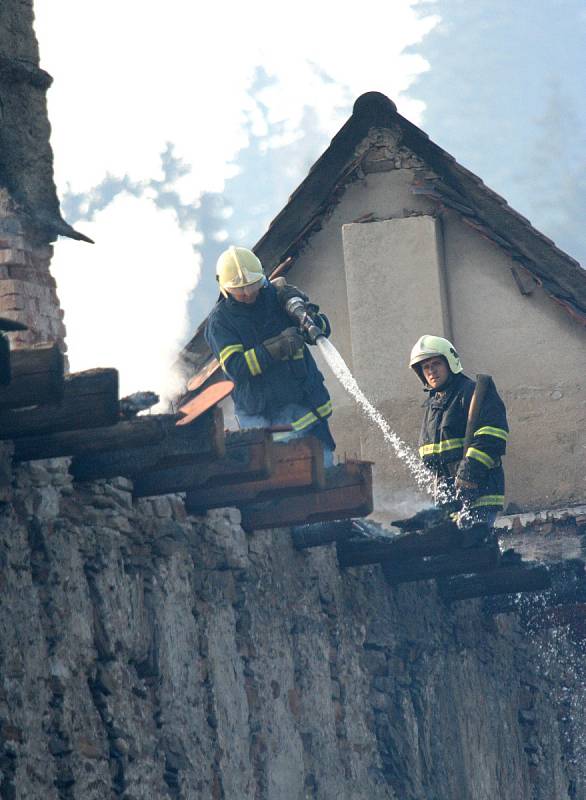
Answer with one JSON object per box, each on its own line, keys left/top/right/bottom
{"left": 216, "top": 246, "right": 264, "bottom": 298}
{"left": 409, "top": 335, "right": 463, "bottom": 383}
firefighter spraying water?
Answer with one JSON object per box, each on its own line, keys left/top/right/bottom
{"left": 204, "top": 247, "right": 336, "bottom": 465}
{"left": 205, "top": 246, "right": 508, "bottom": 536}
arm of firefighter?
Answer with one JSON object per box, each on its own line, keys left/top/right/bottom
{"left": 206, "top": 320, "right": 274, "bottom": 381}
{"left": 218, "top": 342, "right": 274, "bottom": 380}
{"left": 457, "top": 382, "right": 509, "bottom": 482}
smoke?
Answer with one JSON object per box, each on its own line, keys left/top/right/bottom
{"left": 34, "top": 0, "right": 440, "bottom": 396}
{"left": 372, "top": 487, "right": 432, "bottom": 521}
{"left": 51, "top": 193, "right": 199, "bottom": 403}
{"left": 408, "top": 0, "right": 586, "bottom": 266}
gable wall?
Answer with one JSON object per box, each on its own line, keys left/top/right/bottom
{"left": 287, "top": 167, "right": 584, "bottom": 514}
{"left": 443, "top": 209, "right": 585, "bottom": 509}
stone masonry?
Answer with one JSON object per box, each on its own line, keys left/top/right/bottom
{"left": 0, "top": 459, "right": 584, "bottom": 800}
{"left": 0, "top": 188, "right": 66, "bottom": 349}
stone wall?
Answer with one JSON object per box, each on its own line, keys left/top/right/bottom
{"left": 0, "top": 461, "right": 584, "bottom": 799}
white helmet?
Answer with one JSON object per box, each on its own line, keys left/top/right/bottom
{"left": 409, "top": 335, "right": 463, "bottom": 384}
{"left": 216, "top": 246, "right": 264, "bottom": 298}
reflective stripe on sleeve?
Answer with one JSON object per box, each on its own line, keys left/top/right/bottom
{"left": 316, "top": 400, "right": 332, "bottom": 417}
{"left": 244, "top": 348, "right": 262, "bottom": 376}
{"left": 219, "top": 344, "right": 244, "bottom": 369}
{"left": 291, "top": 400, "right": 333, "bottom": 432}
{"left": 474, "top": 426, "right": 509, "bottom": 441}
{"left": 419, "top": 438, "right": 464, "bottom": 457}
{"left": 471, "top": 494, "right": 505, "bottom": 508}
{"left": 466, "top": 447, "right": 495, "bottom": 469}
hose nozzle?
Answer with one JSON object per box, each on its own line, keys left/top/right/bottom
{"left": 284, "top": 297, "right": 324, "bottom": 344}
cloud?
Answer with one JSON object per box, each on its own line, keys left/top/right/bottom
{"left": 51, "top": 193, "right": 199, "bottom": 400}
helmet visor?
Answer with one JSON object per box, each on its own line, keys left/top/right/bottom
{"left": 222, "top": 269, "right": 264, "bottom": 290}
{"left": 410, "top": 350, "right": 442, "bottom": 368}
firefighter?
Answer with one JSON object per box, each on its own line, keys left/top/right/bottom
{"left": 205, "top": 246, "right": 335, "bottom": 464}
{"left": 409, "top": 335, "right": 509, "bottom": 531}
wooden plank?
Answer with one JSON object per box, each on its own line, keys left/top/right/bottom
{"left": 177, "top": 380, "right": 233, "bottom": 425}
{"left": 380, "top": 546, "right": 500, "bottom": 586}
{"left": 337, "top": 521, "right": 461, "bottom": 567}
{"left": 238, "top": 461, "right": 373, "bottom": 532}
{"left": 486, "top": 559, "right": 586, "bottom": 616}
{"left": 13, "top": 407, "right": 223, "bottom": 463}
{"left": 0, "top": 335, "right": 10, "bottom": 387}
{"left": 185, "top": 437, "right": 325, "bottom": 513}
{"left": 70, "top": 407, "right": 224, "bottom": 482}
{"left": 438, "top": 563, "right": 551, "bottom": 602}
{"left": 14, "top": 413, "right": 180, "bottom": 462}
{"left": 0, "top": 343, "right": 64, "bottom": 410}
{"left": 0, "top": 368, "right": 119, "bottom": 439}
{"left": 291, "top": 519, "right": 355, "bottom": 550}
{"left": 133, "top": 428, "right": 272, "bottom": 498}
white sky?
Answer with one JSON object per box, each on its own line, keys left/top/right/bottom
{"left": 33, "top": 0, "right": 438, "bottom": 399}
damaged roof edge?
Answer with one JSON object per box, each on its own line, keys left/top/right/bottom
{"left": 181, "top": 90, "right": 586, "bottom": 371}
{"left": 252, "top": 93, "right": 400, "bottom": 270}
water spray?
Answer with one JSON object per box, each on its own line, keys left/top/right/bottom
{"left": 315, "top": 337, "right": 442, "bottom": 498}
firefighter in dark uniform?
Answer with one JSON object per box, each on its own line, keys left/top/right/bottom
{"left": 205, "top": 246, "right": 335, "bottom": 465}
{"left": 409, "top": 335, "right": 509, "bottom": 529}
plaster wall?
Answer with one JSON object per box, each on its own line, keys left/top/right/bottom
{"left": 342, "top": 215, "right": 450, "bottom": 511}
{"left": 442, "top": 210, "right": 585, "bottom": 509}
{"left": 289, "top": 170, "right": 435, "bottom": 472}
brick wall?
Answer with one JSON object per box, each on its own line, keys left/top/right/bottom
{"left": 0, "top": 189, "right": 66, "bottom": 350}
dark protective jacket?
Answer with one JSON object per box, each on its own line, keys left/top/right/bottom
{"left": 204, "top": 282, "right": 332, "bottom": 430}
{"left": 418, "top": 372, "right": 509, "bottom": 511}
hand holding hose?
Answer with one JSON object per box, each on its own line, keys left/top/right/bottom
{"left": 263, "top": 327, "right": 304, "bottom": 361}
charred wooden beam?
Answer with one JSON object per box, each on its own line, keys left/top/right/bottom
{"left": 291, "top": 519, "right": 355, "bottom": 550}
{"left": 379, "top": 545, "right": 500, "bottom": 586}
{"left": 185, "top": 436, "right": 325, "bottom": 513}
{"left": 337, "top": 521, "right": 461, "bottom": 567}
{"left": 13, "top": 407, "right": 224, "bottom": 465}
{"left": 438, "top": 563, "right": 551, "bottom": 602}
{"left": 0, "top": 368, "right": 118, "bottom": 440}
{"left": 133, "top": 428, "right": 272, "bottom": 498}
{"left": 70, "top": 407, "right": 224, "bottom": 482}
{"left": 0, "top": 441, "right": 14, "bottom": 503}
{"left": 485, "top": 559, "right": 586, "bottom": 617}
{"left": 238, "top": 460, "right": 373, "bottom": 532}
{"left": 0, "top": 343, "right": 65, "bottom": 410}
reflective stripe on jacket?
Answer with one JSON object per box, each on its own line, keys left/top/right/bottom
{"left": 418, "top": 373, "right": 508, "bottom": 509}
{"left": 204, "top": 282, "right": 332, "bottom": 421}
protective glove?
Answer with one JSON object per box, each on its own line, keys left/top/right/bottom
{"left": 274, "top": 281, "right": 309, "bottom": 308}
{"left": 263, "top": 327, "right": 305, "bottom": 361}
